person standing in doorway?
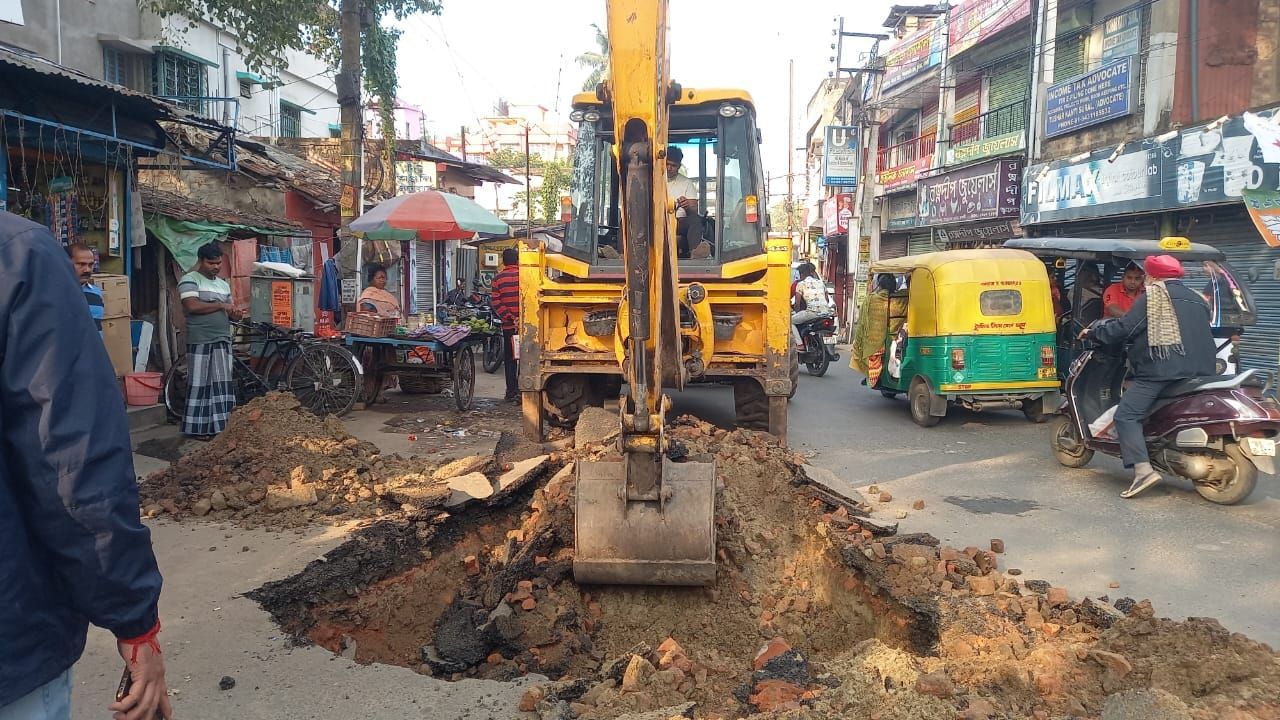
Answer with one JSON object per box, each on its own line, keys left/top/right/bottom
{"left": 1, "top": 210, "right": 172, "bottom": 720}
{"left": 66, "top": 244, "right": 104, "bottom": 334}
{"left": 178, "top": 242, "right": 243, "bottom": 440}
{"left": 491, "top": 247, "right": 521, "bottom": 402}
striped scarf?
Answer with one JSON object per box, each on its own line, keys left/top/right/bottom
{"left": 1146, "top": 280, "right": 1183, "bottom": 359}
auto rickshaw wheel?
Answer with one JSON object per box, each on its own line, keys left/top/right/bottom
{"left": 908, "top": 378, "right": 943, "bottom": 427}
{"left": 1022, "top": 396, "right": 1051, "bottom": 423}
{"left": 1050, "top": 416, "right": 1094, "bottom": 468}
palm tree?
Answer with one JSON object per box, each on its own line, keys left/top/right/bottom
{"left": 575, "top": 23, "right": 609, "bottom": 92}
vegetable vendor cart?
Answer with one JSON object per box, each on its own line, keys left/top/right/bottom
{"left": 344, "top": 333, "right": 489, "bottom": 411}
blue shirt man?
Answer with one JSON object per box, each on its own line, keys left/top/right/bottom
{"left": 67, "top": 243, "right": 104, "bottom": 333}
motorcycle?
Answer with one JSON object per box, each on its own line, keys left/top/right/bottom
{"left": 1050, "top": 344, "right": 1280, "bottom": 504}
{"left": 794, "top": 315, "right": 840, "bottom": 377}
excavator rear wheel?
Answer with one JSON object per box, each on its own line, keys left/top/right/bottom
{"left": 733, "top": 378, "right": 770, "bottom": 432}
{"left": 544, "top": 374, "right": 599, "bottom": 429}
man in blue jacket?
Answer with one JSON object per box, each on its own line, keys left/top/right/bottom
{"left": 0, "top": 211, "right": 171, "bottom": 719}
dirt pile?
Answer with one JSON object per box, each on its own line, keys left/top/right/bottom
{"left": 138, "top": 393, "right": 510, "bottom": 529}
{"left": 251, "top": 415, "right": 1280, "bottom": 720}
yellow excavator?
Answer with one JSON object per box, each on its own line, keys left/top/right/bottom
{"left": 517, "top": 0, "right": 793, "bottom": 586}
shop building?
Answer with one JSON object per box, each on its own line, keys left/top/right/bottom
{"left": 1021, "top": 0, "right": 1280, "bottom": 374}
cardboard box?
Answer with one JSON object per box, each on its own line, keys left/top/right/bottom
{"left": 101, "top": 317, "right": 133, "bottom": 377}
{"left": 92, "top": 273, "right": 131, "bottom": 318}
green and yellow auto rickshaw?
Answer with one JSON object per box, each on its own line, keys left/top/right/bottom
{"left": 851, "top": 249, "right": 1061, "bottom": 427}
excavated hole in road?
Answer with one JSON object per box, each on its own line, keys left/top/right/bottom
{"left": 251, "top": 424, "right": 933, "bottom": 718}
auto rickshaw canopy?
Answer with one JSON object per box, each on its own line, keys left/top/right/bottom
{"left": 868, "top": 249, "right": 1056, "bottom": 337}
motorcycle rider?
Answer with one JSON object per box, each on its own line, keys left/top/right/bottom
{"left": 1080, "top": 255, "right": 1216, "bottom": 498}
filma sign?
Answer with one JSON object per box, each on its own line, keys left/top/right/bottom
{"left": 1022, "top": 109, "right": 1280, "bottom": 225}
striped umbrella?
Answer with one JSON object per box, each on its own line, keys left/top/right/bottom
{"left": 350, "top": 189, "right": 509, "bottom": 241}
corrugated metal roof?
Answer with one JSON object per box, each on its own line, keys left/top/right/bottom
{"left": 395, "top": 140, "right": 519, "bottom": 184}
{"left": 0, "top": 42, "right": 166, "bottom": 115}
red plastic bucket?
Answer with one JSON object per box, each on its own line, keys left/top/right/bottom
{"left": 124, "top": 371, "right": 163, "bottom": 406}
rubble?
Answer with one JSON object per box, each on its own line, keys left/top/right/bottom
{"left": 242, "top": 414, "right": 1280, "bottom": 720}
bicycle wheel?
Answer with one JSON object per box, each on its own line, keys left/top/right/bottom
{"left": 284, "top": 343, "right": 362, "bottom": 417}
{"left": 482, "top": 334, "right": 503, "bottom": 373}
{"left": 161, "top": 359, "right": 189, "bottom": 423}
{"left": 452, "top": 346, "right": 476, "bottom": 411}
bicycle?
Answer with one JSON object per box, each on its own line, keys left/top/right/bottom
{"left": 162, "top": 320, "right": 363, "bottom": 422}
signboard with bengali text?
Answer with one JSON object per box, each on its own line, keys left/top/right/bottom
{"left": 918, "top": 158, "right": 1022, "bottom": 227}
{"left": 949, "top": 0, "right": 1031, "bottom": 57}
{"left": 883, "top": 23, "right": 942, "bottom": 89}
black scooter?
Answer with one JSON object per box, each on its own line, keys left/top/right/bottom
{"left": 795, "top": 316, "right": 840, "bottom": 377}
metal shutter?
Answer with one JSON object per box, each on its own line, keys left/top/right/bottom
{"left": 879, "top": 233, "right": 908, "bottom": 260}
{"left": 951, "top": 78, "right": 983, "bottom": 146}
{"left": 907, "top": 229, "right": 936, "bottom": 256}
{"left": 987, "top": 55, "right": 1031, "bottom": 123}
{"left": 1055, "top": 31, "right": 1088, "bottom": 81}
{"left": 412, "top": 240, "right": 436, "bottom": 317}
{"left": 1037, "top": 216, "right": 1160, "bottom": 240}
{"left": 1182, "top": 207, "right": 1280, "bottom": 376}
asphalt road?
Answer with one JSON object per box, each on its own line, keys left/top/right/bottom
{"left": 669, "top": 353, "right": 1280, "bottom": 647}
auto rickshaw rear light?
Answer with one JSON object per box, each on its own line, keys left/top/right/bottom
{"left": 951, "top": 348, "right": 965, "bottom": 370}
{"left": 745, "top": 195, "right": 759, "bottom": 223}
{"left": 1041, "top": 346, "right": 1055, "bottom": 367}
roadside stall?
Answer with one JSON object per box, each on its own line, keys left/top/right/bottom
{"left": 347, "top": 190, "right": 509, "bottom": 409}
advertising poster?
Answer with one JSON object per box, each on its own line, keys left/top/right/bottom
{"left": 883, "top": 23, "right": 942, "bottom": 89}
{"left": 1242, "top": 189, "right": 1280, "bottom": 248}
{"left": 1101, "top": 7, "right": 1142, "bottom": 61}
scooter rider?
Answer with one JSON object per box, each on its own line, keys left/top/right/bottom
{"left": 1079, "top": 255, "right": 1217, "bottom": 498}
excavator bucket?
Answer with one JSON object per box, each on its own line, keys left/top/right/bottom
{"left": 573, "top": 458, "right": 717, "bottom": 586}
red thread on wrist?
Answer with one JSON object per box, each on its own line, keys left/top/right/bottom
{"left": 120, "top": 620, "right": 162, "bottom": 664}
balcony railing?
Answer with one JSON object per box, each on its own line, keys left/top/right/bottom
{"left": 951, "top": 100, "right": 1028, "bottom": 146}
{"left": 876, "top": 131, "right": 937, "bottom": 173}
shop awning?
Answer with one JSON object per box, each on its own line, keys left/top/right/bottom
{"left": 141, "top": 187, "right": 304, "bottom": 270}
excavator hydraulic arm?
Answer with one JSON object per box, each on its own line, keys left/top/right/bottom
{"left": 572, "top": 0, "right": 718, "bottom": 587}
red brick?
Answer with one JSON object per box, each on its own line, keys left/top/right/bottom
{"left": 749, "top": 679, "right": 805, "bottom": 712}
{"left": 752, "top": 636, "right": 792, "bottom": 671}
{"left": 989, "top": 538, "right": 1005, "bottom": 554}
{"left": 878, "top": 491, "right": 893, "bottom": 503}
{"left": 871, "top": 542, "right": 887, "bottom": 559}
{"left": 1047, "top": 587, "right": 1069, "bottom": 607}
{"left": 912, "top": 499, "right": 926, "bottom": 510}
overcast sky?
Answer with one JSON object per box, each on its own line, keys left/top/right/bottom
{"left": 393, "top": 0, "right": 896, "bottom": 182}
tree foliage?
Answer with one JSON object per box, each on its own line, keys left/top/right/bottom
{"left": 510, "top": 157, "right": 571, "bottom": 222}
{"left": 487, "top": 148, "right": 544, "bottom": 172}
{"left": 768, "top": 199, "right": 806, "bottom": 233}
{"left": 139, "top": 0, "right": 442, "bottom": 151}
{"left": 574, "top": 23, "right": 609, "bottom": 92}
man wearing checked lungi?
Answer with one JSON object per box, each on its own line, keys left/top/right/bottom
{"left": 178, "top": 242, "right": 244, "bottom": 440}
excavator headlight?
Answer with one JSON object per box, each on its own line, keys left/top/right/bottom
{"left": 718, "top": 103, "right": 743, "bottom": 118}
{"left": 569, "top": 110, "right": 585, "bottom": 122}
{"left": 583, "top": 110, "right": 601, "bottom": 122}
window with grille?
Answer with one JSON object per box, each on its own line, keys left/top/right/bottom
{"left": 153, "top": 52, "right": 205, "bottom": 112}
{"left": 279, "top": 102, "right": 302, "bottom": 138}
{"left": 239, "top": 78, "right": 253, "bottom": 99}
{"left": 1055, "top": 31, "right": 1089, "bottom": 81}
{"left": 103, "top": 47, "right": 150, "bottom": 92}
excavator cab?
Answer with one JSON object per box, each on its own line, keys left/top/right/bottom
{"left": 517, "top": 0, "right": 793, "bottom": 587}
{"left": 562, "top": 97, "right": 767, "bottom": 266}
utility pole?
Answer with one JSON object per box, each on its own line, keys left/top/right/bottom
{"left": 338, "top": 0, "right": 364, "bottom": 229}
{"left": 786, "top": 58, "right": 795, "bottom": 245}
{"left": 460, "top": 125, "right": 468, "bottom": 162}
{"left": 931, "top": 0, "right": 952, "bottom": 171}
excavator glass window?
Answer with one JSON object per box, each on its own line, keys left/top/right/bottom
{"left": 563, "top": 104, "right": 766, "bottom": 267}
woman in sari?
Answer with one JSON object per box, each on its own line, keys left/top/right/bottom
{"left": 358, "top": 263, "right": 401, "bottom": 318}
{"left": 357, "top": 263, "right": 402, "bottom": 402}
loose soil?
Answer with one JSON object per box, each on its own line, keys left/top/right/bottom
{"left": 250, "top": 415, "right": 1280, "bottom": 719}
{"left": 137, "top": 393, "right": 502, "bottom": 530}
